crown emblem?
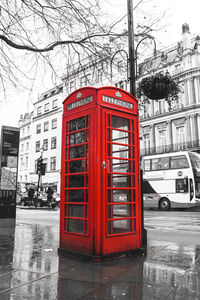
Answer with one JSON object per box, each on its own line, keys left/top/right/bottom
{"left": 115, "top": 91, "right": 122, "bottom": 98}
{"left": 76, "top": 92, "right": 82, "bottom": 99}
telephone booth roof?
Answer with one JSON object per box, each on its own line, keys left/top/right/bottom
{"left": 63, "top": 86, "right": 138, "bottom": 116}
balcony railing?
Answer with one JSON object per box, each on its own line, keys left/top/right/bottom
{"left": 140, "top": 140, "right": 200, "bottom": 157}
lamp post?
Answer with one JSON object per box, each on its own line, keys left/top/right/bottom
{"left": 135, "top": 35, "right": 157, "bottom": 77}
{"left": 111, "top": 1, "right": 156, "bottom": 97}
{"left": 127, "top": 0, "right": 136, "bottom": 96}
{"left": 127, "top": 0, "right": 149, "bottom": 247}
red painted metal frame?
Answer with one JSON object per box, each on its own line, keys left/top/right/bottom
{"left": 64, "top": 115, "right": 89, "bottom": 235}
{"left": 60, "top": 86, "right": 142, "bottom": 257}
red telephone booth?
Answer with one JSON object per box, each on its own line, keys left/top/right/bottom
{"left": 59, "top": 87, "right": 143, "bottom": 258}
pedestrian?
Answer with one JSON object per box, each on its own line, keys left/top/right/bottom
{"left": 46, "top": 187, "right": 54, "bottom": 204}
{"left": 28, "top": 187, "right": 35, "bottom": 206}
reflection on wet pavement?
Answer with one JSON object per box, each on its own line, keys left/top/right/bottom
{"left": 0, "top": 219, "right": 199, "bottom": 299}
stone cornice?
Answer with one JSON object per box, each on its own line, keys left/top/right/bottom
{"left": 32, "top": 107, "right": 62, "bottom": 121}
{"left": 140, "top": 103, "right": 200, "bottom": 126}
{"left": 20, "top": 135, "right": 31, "bottom": 142}
{"left": 174, "top": 67, "right": 200, "bottom": 80}
{"left": 156, "top": 122, "right": 167, "bottom": 131}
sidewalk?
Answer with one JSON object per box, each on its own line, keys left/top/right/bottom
{"left": 0, "top": 216, "right": 199, "bottom": 299}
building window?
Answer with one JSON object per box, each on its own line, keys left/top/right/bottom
{"left": 50, "top": 157, "right": 56, "bottom": 171}
{"left": 36, "top": 124, "right": 41, "bottom": 134}
{"left": 21, "top": 144, "right": 24, "bottom": 152}
{"left": 52, "top": 99, "right": 58, "bottom": 109}
{"left": 44, "top": 121, "right": 49, "bottom": 132}
{"left": 117, "top": 60, "right": 124, "bottom": 73}
{"left": 69, "top": 80, "right": 76, "bottom": 92}
{"left": 96, "top": 68, "right": 103, "bottom": 82}
{"left": 159, "top": 130, "right": 167, "bottom": 151}
{"left": 20, "top": 157, "right": 23, "bottom": 169}
{"left": 176, "top": 126, "right": 185, "bottom": 150}
{"left": 26, "top": 142, "right": 29, "bottom": 150}
{"left": 43, "top": 139, "right": 48, "bottom": 151}
{"left": 35, "top": 160, "right": 38, "bottom": 173}
{"left": 37, "top": 106, "right": 42, "bottom": 115}
{"left": 52, "top": 119, "right": 57, "bottom": 129}
{"left": 25, "top": 156, "right": 28, "bottom": 169}
{"left": 156, "top": 100, "right": 165, "bottom": 114}
{"left": 80, "top": 74, "right": 91, "bottom": 87}
{"left": 44, "top": 103, "right": 50, "bottom": 112}
{"left": 27, "top": 126, "right": 30, "bottom": 134}
{"left": 143, "top": 133, "right": 150, "bottom": 155}
{"left": 51, "top": 137, "right": 57, "bottom": 149}
{"left": 36, "top": 141, "right": 40, "bottom": 152}
{"left": 25, "top": 175, "right": 28, "bottom": 181}
{"left": 80, "top": 76, "right": 85, "bottom": 87}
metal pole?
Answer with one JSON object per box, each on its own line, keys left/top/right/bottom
{"left": 127, "top": 0, "right": 147, "bottom": 248}
{"left": 127, "top": 0, "right": 136, "bottom": 96}
{"left": 37, "top": 170, "right": 41, "bottom": 198}
{"left": 135, "top": 35, "right": 157, "bottom": 78}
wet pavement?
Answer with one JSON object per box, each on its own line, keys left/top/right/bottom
{"left": 0, "top": 209, "right": 200, "bottom": 299}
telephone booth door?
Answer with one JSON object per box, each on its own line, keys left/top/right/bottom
{"left": 60, "top": 107, "right": 95, "bottom": 255}
{"left": 101, "top": 109, "right": 141, "bottom": 255}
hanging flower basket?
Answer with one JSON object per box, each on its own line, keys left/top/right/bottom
{"left": 137, "top": 72, "right": 180, "bottom": 106}
{"left": 141, "top": 78, "right": 170, "bottom": 100}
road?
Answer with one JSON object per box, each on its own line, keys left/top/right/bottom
{"left": 144, "top": 208, "right": 200, "bottom": 245}
{"left": 16, "top": 206, "right": 60, "bottom": 226}
{"left": 16, "top": 207, "right": 200, "bottom": 244}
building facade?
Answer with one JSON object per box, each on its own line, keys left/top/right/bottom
{"left": 62, "top": 23, "right": 200, "bottom": 157}
{"left": 18, "top": 23, "right": 200, "bottom": 190}
{"left": 18, "top": 85, "right": 64, "bottom": 192}
{"left": 62, "top": 55, "right": 129, "bottom": 95}
{"left": 18, "top": 112, "right": 33, "bottom": 183}
{"left": 138, "top": 23, "right": 200, "bottom": 156}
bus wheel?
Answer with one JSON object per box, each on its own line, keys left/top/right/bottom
{"left": 159, "top": 198, "right": 170, "bottom": 211}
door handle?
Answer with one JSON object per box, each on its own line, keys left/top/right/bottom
{"left": 102, "top": 161, "right": 106, "bottom": 169}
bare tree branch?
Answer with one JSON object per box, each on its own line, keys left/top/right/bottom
{"left": 0, "top": 0, "right": 163, "bottom": 101}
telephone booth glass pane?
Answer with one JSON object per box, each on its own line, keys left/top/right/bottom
{"left": 64, "top": 115, "right": 89, "bottom": 235}
{"left": 112, "top": 159, "right": 130, "bottom": 173}
{"left": 106, "top": 114, "right": 136, "bottom": 235}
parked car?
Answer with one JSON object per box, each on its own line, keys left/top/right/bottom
{"left": 53, "top": 193, "right": 60, "bottom": 207}
{"left": 20, "top": 191, "right": 56, "bottom": 208}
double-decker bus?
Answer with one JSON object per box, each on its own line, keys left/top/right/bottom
{"left": 141, "top": 151, "right": 200, "bottom": 210}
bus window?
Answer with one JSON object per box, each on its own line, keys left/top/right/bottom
{"left": 189, "top": 152, "right": 200, "bottom": 171}
{"left": 144, "top": 159, "right": 151, "bottom": 171}
{"left": 152, "top": 158, "right": 159, "bottom": 170}
{"left": 176, "top": 178, "right": 188, "bottom": 193}
{"left": 171, "top": 155, "right": 189, "bottom": 169}
{"left": 152, "top": 157, "right": 169, "bottom": 170}
{"left": 159, "top": 157, "right": 169, "bottom": 170}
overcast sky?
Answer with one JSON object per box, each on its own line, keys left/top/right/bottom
{"left": 1, "top": 0, "right": 200, "bottom": 128}
{"left": 103, "top": 0, "right": 200, "bottom": 45}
